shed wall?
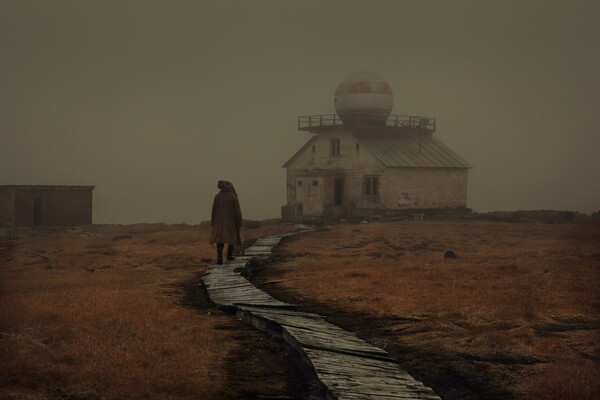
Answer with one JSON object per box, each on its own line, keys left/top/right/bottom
{"left": 0, "top": 190, "right": 16, "bottom": 227}
{"left": 14, "top": 189, "right": 93, "bottom": 227}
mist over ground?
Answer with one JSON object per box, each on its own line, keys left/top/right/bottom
{"left": 1, "top": 1, "right": 599, "bottom": 223}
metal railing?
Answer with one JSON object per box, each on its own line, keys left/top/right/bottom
{"left": 298, "top": 113, "right": 436, "bottom": 132}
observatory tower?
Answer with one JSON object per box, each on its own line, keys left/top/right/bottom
{"left": 282, "top": 71, "right": 471, "bottom": 222}
{"left": 334, "top": 70, "right": 393, "bottom": 124}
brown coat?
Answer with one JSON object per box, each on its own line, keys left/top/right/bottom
{"left": 210, "top": 181, "right": 242, "bottom": 245}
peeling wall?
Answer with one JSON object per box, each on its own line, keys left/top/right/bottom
{"left": 284, "top": 129, "right": 468, "bottom": 219}
{"left": 0, "top": 190, "right": 16, "bottom": 227}
{"left": 6, "top": 188, "right": 93, "bottom": 228}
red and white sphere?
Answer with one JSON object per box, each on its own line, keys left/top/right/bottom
{"left": 334, "top": 70, "right": 393, "bottom": 123}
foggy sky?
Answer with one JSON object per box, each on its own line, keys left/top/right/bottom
{"left": 1, "top": 0, "right": 599, "bottom": 223}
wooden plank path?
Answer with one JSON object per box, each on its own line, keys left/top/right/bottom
{"left": 201, "top": 230, "right": 441, "bottom": 400}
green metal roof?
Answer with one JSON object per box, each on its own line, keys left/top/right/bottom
{"left": 356, "top": 133, "right": 472, "bottom": 168}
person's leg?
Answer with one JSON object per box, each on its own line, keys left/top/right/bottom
{"left": 227, "top": 244, "right": 235, "bottom": 261}
{"left": 216, "top": 243, "right": 224, "bottom": 264}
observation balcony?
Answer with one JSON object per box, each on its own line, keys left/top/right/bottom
{"left": 297, "top": 113, "right": 436, "bottom": 133}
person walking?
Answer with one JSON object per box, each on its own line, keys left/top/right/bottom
{"left": 210, "top": 180, "right": 243, "bottom": 264}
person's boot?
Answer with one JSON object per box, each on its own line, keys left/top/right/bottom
{"left": 227, "top": 245, "right": 235, "bottom": 261}
{"left": 216, "top": 243, "right": 224, "bottom": 265}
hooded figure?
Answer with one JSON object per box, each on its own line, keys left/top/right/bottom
{"left": 210, "top": 180, "right": 242, "bottom": 264}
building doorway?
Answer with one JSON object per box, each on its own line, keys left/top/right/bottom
{"left": 334, "top": 178, "right": 344, "bottom": 205}
{"left": 33, "top": 197, "right": 44, "bottom": 226}
{"left": 295, "top": 177, "right": 324, "bottom": 216}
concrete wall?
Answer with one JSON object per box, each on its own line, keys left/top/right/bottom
{"left": 285, "top": 129, "right": 383, "bottom": 211}
{"left": 287, "top": 129, "right": 382, "bottom": 171}
{"left": 0, "top": 190, "right": 16, "bottom": 227}
{"left": 379, "top": 168, "right": 467, "bottom": 209}
{"left": 284, "top": 129, "right": 468, "bottom": 219}
{"left": 13, "top": 188, "right": 93, "bottom": 227}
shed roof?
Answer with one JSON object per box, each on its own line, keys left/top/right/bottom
{"left": 355, "top": 133, "right": 471, "bottom": 168}
{"left": 0, "top": 185, "right": 95, "bottom": 191}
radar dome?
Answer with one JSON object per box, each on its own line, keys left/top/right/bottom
{"left": 334, "top": 70, "right": 393, "bottom": 124}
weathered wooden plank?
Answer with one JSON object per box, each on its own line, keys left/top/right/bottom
{"left": 254, "top": 237, "right": 282, "bottom": 246}
{"left": 205, "top": 282, "right": 253, "bottom": 291}
{"left": 306, "top": 353, "right": 406, "bottom": 373}
{"left": 244, "top": 250, "right": 273, "bottom": 256}
{"left": 282, "top": 325, "right": 389, "bottom": 356}
{"left": 203, "top": 275, "right": 247, "bottom": 284}
{"left": 209, "top": 291, "right": 281, "bottom": 302}
{"left": 206, "top": 283, "right": 258, "bottom": 291}
{"left": 202, "top": 230, "right": 441, "bottom": 400}
{"left": 204, "top": 282, "right": 255, "bottom": 290}
{"left": 206, "top": 282, "right": 291, "bottom": 305}
{"left": 245, "top": 244, "right": 274, "bottom": 251}
{"left": 318, "top": 380, "right": 438, "bottom": 398}
{"left": 303, "top": 348, "right": 440, "bottom": 399}
{"left": 237, "top": 305, "right": 324, "bottom": 319}
{"left": 250, "top": 315, "right": 332, "bottom": 331}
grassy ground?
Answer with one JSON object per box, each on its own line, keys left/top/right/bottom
{"left": 254, "top": 218, "right": 600, "bottom": 400}
{"left": 2, "top": 218, "right": 598, "bottom": 400}
{"left": 0, "top": 222, "right": 301, "bottom": 400}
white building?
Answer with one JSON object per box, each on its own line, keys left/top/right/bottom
{"left": 282, "top": 71, "right": 471, "bottom": 222}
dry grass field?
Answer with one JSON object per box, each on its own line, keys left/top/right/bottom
{"left": 254, "top": 217, "right": 600, "bottom": 400}
{"left": 0, "top": 222, "right": 301, "bottom": 400}
{"left": 2, "top": 217, "right": 598, "bottom": 400}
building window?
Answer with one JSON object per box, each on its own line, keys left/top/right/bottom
{"left": 330, "top": 139, "right": 340, "bottom": 156}
{"left": 356, "top": 143, "right": 360, "bottom": 151}
{"left": 297, "top": 180, "right": 303, "bottom": 186}
{"left": 312, "top": 145, "right": 316, "bottom": 153}
{"left": 364, "top": 176, "right": 379, "bottom": 197}
{"left": 312, "top": 180, "right": 318, "bottom": 186}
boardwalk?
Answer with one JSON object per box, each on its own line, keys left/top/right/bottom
{"left": 200, "top": 231, "right": 442, "bottom": 400}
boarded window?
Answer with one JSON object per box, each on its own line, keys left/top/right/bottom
{"left": 331, "top": 139, "right": 340, "bottom": 156}
{"left": 364, "top": 176, "right": 379, "bottom": 197}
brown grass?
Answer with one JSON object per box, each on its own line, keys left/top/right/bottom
{"left": 0, "top": 222, "right": 296, "bottom": 399}
{"left": 273, "top": 218, "right": 600, "bottom": 399}
{"left": 520, "top": 362, "right": 600, "bottom": 400}
{"left": 2, "top": 219, "right": 598, "bottom": 399}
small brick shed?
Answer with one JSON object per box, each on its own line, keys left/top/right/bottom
{"left": 0, "top": 185, "right": 94, "bottom": 228}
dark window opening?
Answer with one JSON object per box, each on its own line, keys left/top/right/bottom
{"left": 312, "top": 145, "right": 316, "bottom": 152}
{"left": 312, "top": 180, "right": 318, "bottom": 186}
{"left": 297, "top": 180, "right": 303, "bottom": 186}
{"left": 33, "top": 197, "right": 44, "bottom": 226}
{"left": 331, "top": 139, "right": 340, "bottom": 156}
{"left": 356, "top": 143, "right": 360, "bottom": 151}
{"left": 364, "top": 176, "right": 379, "bottom": 197}
{"left": 296, "top": 203, "right": 303, "bottom": 215}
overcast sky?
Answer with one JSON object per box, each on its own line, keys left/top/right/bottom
{"left": 1, "top": 0, "right": 599, "bottom": 223}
